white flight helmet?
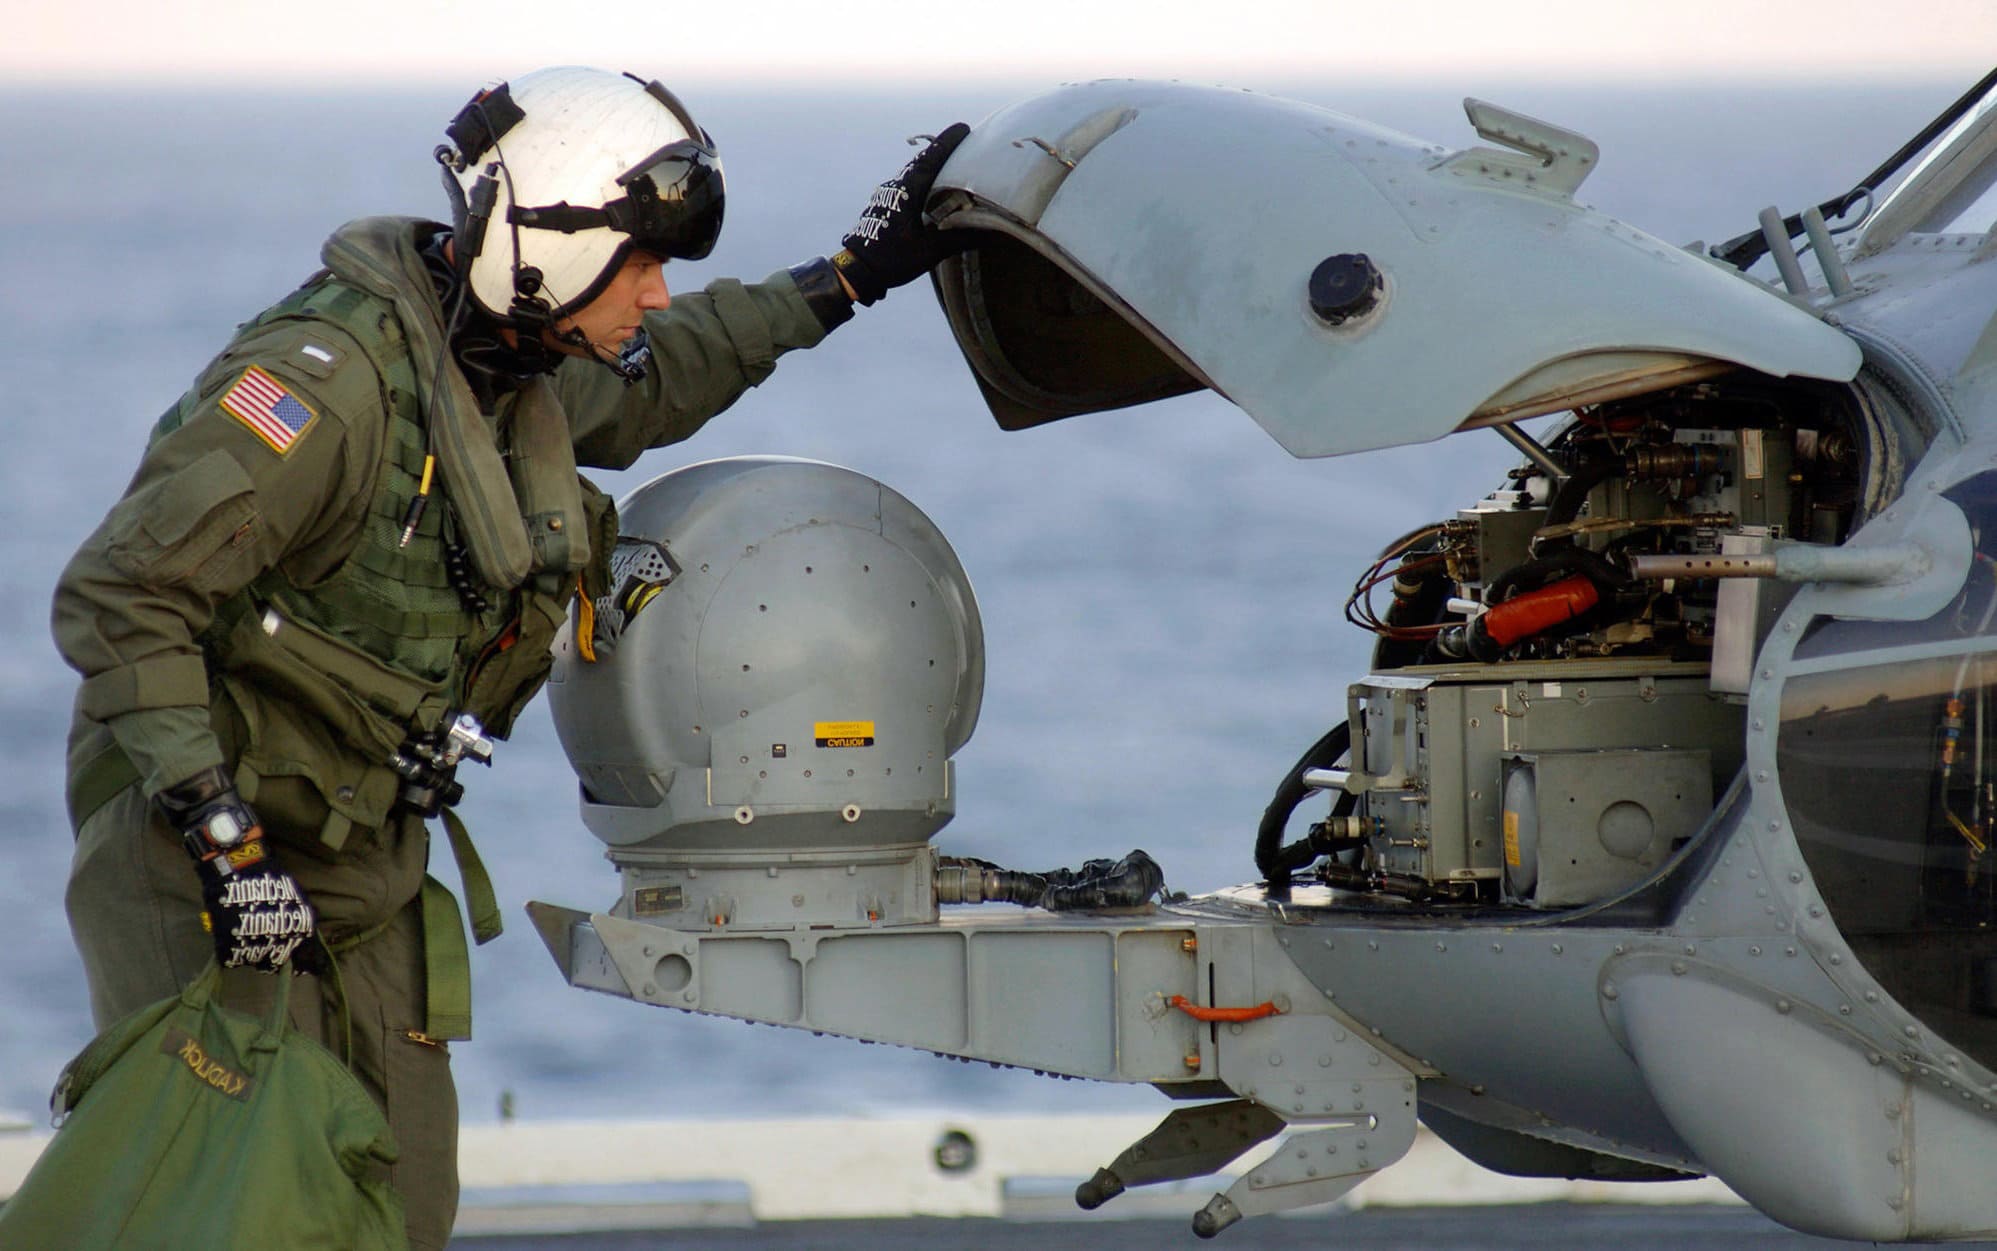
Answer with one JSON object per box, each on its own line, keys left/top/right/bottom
{"left": 437, "top": 66, "right": 725, "bottom": 327}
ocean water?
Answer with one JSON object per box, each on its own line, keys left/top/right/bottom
{"left": 0, "top": 75, "right": 1971, "bottom": 1134}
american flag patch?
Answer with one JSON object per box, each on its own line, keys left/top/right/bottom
{"left": 218, "top": 365, "right": 317, "bottom": 455}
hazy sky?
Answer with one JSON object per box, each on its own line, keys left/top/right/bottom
{"left": 7, "top": 0, "right": 1994, "bottom": 86}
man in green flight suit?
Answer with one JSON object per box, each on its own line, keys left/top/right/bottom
{"left": 51, "top": 65, "right": 968, "bottom": 1249}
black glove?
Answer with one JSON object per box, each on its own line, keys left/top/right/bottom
{"left": 159, "top": 766, "right": 319, "bottom": 974}
{"left": 832, "top": 123, "right": 972, "bottom": 305}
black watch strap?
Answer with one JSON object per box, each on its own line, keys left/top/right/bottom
{"left": 789, "top": 256, "right": 856, "bottom": 333}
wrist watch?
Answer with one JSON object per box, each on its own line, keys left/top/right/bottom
{"left": 196, "top": 809, "right": 250, "bottom": 850}
{"left": 183, "top": 802, "right": 259, "bottom": 868}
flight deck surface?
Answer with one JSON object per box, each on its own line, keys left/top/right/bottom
{"left": 448, "top": 1204, "right": 1955, "bottom": 1249}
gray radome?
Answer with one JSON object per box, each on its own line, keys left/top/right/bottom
{"left": 548, "top": 457, "right": 985, "bottom": 861}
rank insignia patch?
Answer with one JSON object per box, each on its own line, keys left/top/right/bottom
{"left": 219, "top": 365, "right": 317, "bottom": 455}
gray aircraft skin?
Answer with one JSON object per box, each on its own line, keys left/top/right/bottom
{"left": 532, "top": 70, "right": 1997, "bottom": 1240}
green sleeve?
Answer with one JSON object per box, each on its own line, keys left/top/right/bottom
{"left": 52, "top": 327, "right": 382, "bottom": 797}
{"left": 561, "top": 267, "right": 831, "bottom": 470}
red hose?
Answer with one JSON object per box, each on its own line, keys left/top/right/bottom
{"left": 1482, "top": 574, "right": 1599, "bottom": 646}
{"left": 1168, "top": 994, "right": 1282, "bottom": 1023}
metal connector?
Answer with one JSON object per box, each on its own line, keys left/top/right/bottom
{"left": 1301, "top": 768, "right": 1352, "bottom": 792}
{"left": 443, "top": 712, "right": 496, "bottom": 767}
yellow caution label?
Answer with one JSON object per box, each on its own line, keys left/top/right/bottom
{"left": 814, "top": 720, "right": 876, "bottom": 748}
{"left": 1503, "top": 811, "right": 1520, "bottom": 867}
{"left": 633, "top": 885, "right": 684, "bottom": 915}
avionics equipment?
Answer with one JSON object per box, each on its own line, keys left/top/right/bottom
{"left": 1257, "top": 374, "right": 1911, "bottom": 909}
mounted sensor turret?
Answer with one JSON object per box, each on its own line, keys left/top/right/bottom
{"left": 546, "top": 456, "right": 984, "bottom": 929}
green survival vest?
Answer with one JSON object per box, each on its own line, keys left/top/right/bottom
{"left": 172, "top": 274, "right": 616, "bottom": 852}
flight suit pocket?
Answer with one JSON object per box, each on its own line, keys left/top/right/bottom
{"left": 464, "top": 592, "right": 570, "bottom": 739}
{"left": 382, "top": 1016, "right": 458, "bottom": 1251}
{"left": 223, "top": 675, "right": 402, "bottom": 849}
{"left": 105, "top": 449, "right": 259, "bottom": 594}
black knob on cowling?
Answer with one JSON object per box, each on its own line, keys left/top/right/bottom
{"left": 1308, "top": 253, "right": 1384, "bottom": 325}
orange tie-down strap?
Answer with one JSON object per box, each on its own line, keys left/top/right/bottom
{"left": 1168, "top": 994, "right": 1283, "bottom": 1023}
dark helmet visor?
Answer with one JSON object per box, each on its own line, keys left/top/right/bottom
{"left": 608, "top": 138, "right": 726, "bottom": 262}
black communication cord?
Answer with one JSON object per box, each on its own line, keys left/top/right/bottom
{"left": 398, "top": 253, "right": 472, "bottom": 549}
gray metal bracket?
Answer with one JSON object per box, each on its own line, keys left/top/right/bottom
{"left": 1192, "top": 1113, "right": 1420, "bottom": 1237}
{"left": 530, "top": 899, "right": 1216, "bottom": 1083}
{"left": 1075, "top": 1099, "right": 1285, "bottom": 1210}
{"left": 1436, "top": 99, "right": 1600, "bottom": 199}
{"left": 1187, "top": 925, "right": 1424, "bottom": 1234}
{"left": 530, "top": 896, "right": 1424, "bottom": 1238}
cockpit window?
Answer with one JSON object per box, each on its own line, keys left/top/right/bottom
{"left": 1778, "top": 473, "right": 1997, "bottom": 1069}
{"left": 1930, "top": 178, "right": 1997, "bottom": 236}
{"left": 1863, "top": 74, "right": 1997, "bottom": 239}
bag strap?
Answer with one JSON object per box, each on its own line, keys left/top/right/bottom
{"left": 50, "top": 966, "right": 218, "bottom": 1125}
{"left": 53, "top": 963, "right": 278, "bottom": 1125}
{"left": 419, "top": 876, "right": 473, "bottom": 1041}
{"left": 440, "top": 807, "right": 503, "bottom": 945}
{"left": 178, "top": 961, "right": 226, "bottom": 1009}
{"left": 415, "top": 808, "right": 505, "bottom": 1042}
{"left": 181, "top": 962, "right": 295, "bottom": 1054}
{"left": 247, "top": 960, "right": 295, "bottom": 1054}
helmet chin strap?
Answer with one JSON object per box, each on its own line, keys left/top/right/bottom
{"left": 540, "top": 319, "right": 649, "bottom": 385}
{"left": 507, "top": 264, "right": 648, "bottom": 385}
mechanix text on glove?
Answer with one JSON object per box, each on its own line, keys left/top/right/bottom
{"left": 205, "top": 868, "right": 317, "bottom": 970}
{"left": 833, "top": 122, "right": 971, "bottom": 305}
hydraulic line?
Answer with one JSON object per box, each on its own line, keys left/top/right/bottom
{"left": 1345, "top": 524, "right": 1453, "bottom": 643}
{"left": 1481, "top": 574, "right": 1600, "bottom": 647}
{"left": 936, "top": 849, "right": 1166, "bottom": 911}
{"left": 1540, "top": 451, "right": 1620, "bottom": 529}
{"left": 1314, "top": 859, "right": 1433, "bottom": 901}
{"left": 1483, "top": 542, "right": 1629, "bottom": 607}
{"left": 1436, "top": 545, "right": 1627, "bottom": 662}
{"left": 1255, "top": 722, "right": 1353, "bottom": 893}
